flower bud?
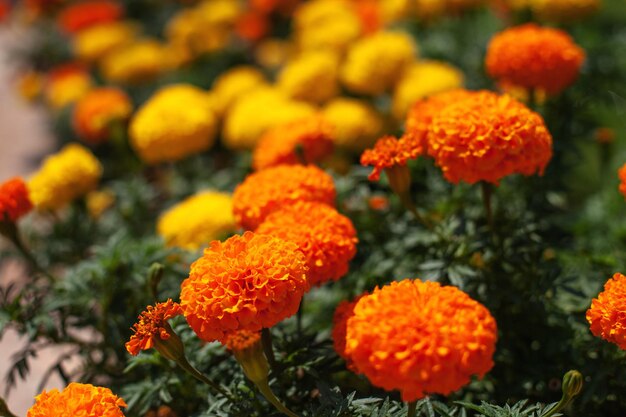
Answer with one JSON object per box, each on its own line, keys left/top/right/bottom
{"left": 562, "top": 370, "right": 583, "bottom": 399}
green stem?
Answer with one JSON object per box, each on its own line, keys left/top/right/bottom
{"left": 543, "top": 397, "right": 572, "bottom": 417}
{"left": 175, "top": 356, "right": 235, "bottom": 402}
{"left": 481, "top": 182, "right": 495, "bottom": 234}
{"left": 256, "top": 379, "right": 300, "bottom": 417}
{"left": 0, "top": 397, "right": 18, "bottom": 417}
{"left": 7, "top": 224, "right": 56, "bottom": 282}
{"left": 297, "top": 296, "right": 304, "bottom": 336}
{"left": 407, "top": 401, "right": 417, "bottom": 417}
{"left": 261, "top": 328, "right": 279, "bottom": 374}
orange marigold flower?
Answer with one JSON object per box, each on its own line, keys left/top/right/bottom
{"left": 586, "top": 273, "right": 626, "bottom": 350}
{"left": 0, "top": 177, "right": 33, "bottom": 222}
{"left": 252, "top": 116, "right": 334, "bottom": 171}
{"left": 427, "top": 90, "right": 553, "bottom": 185}
{"left": 222, "top": 330, "right": 262, "bottom": 351}
{"left": 27, "top": 382, "right": 126, "bottom": 417}
{"left": 232, "top": 164, "right": 336, "bottom": 230}
{"left": 332, "top": 294, "right": 365, "bottom": 369}
{"left": 73, "top": 87, "right": 133, "bottom": 144}
{"left": 360, "top": 135, "right": 422, "bottom": 182}
{"left": 57, "top": 0, "right": 123, "bottom": 34}
{"left": 236, "top": 11, "right": 269, "bottom": 42}
{"left": 618, "top": 164, "right": 626, "bottom": 198}
{"left": 125, "top": 299, "right": 183, "bottom": 356}
{"left": 256, "top": 201, "right": 357, "bottom": 286}
{"left": 485, "top": 23, "right": 585, "bottom": 95}
{"left": 345, "top": 279, "right": 497, "bottom": 402}
{"left": 180, "top": 232, "right": 308, "bottom": 342}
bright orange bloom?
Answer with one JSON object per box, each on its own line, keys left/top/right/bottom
{"left": 257, "top": 201, "right": 357, "bottom": 286}
{"left": 252, "top": 116, "right": 334, "bottom": 171}
{"left": 236, "top": 11, "right": 269, "bottom": 42}
{"left": 125, "top": 299, "right": 183, "bottom": 356}
{"left": 618, "top": 164, "right": 626, "bottom": 198}
{"left": 587, "top": 273, "right": 626, "bottom": 350}
{"left": 180, "top": 232, "right": 308, "bottom": 342}
{"left": 360, "top": 135, "right": 422, "bottom": 181}
{"left": 427, "top": 90, "right": 553, "bottom": 184}
{"left": 27, "top": 382, "right": 126, "bottom": 417}
{"left": 368, "top": 195, "right": 389, "bottom": 211}
{"left": 232, "top": 164, "right": 336, "bottom": 230}
{"left": 331, "top": 294, "right": 365, "bottom": 370}
{"left": 222, "top": 330, "right": 261, "bottom": 351}
{"left": 57, "top": 0, "right": 123, "bottom": 34}
{"left": 73, "top": 87, "right": 133, "bottom": 144}
{"left": 345, "top": 279, "right": 497, "bottom": 402}
{"left": 486, "top": 23, "right": 585, "bottom": 95}
{"left": 0, "top": 177, "right": 33, "bottom": 222}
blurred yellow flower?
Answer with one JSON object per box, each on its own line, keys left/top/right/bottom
{"left": 100, "top": 39, "right": 170, "bottom": 84}
{"left": 392, "top": 60, "right": 464, "bottom": 119}
{"left": 414, "top": 0, "right": 446, "bottom": 19}
{"left": 157, "top": 191, "right": 236, "bottom": 250}
{"left": 211, "top": 66, "right": 267, "bottom": 118}
{"left": 341, "top": 31, "right": 417, "bottom": 95}
{"left": 278, "top": 51, "right": 339, "bottom": 104}
{"left": 45, "top": 65, "right": 93, "bottom": 109}
{"left": 223, "top": 87, "right": 316, "bottom": 150}
{"left": 86, "top": 189, "right": 115, "bottom": 219}
{"left": 129, "top": 84, "right": 217, "bottom": 164}
{"left": 322, "top": 98, "right": 385, "bottom": 152}
{"left": 29, "top": 144, "right": 102, "bottom": 210}
{"left": 254, "top": 38, "right": 293, "bottom": 70}
{"left": 17, "top": 70, "right": 44, "bottom": 102}
{"left": 294, "top": 0, "right": 362, "bottom": 53}
{"left": 73, "top": 21, "right": 137, "bottom": 62}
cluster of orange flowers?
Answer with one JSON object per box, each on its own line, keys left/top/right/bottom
{"left": 0, "top": 177, "right": 32, "bottom": 222}
{"left": 27, "top": 383, "right": 126, "bottom": 417}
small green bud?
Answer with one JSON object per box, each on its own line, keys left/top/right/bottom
{"left": 153, "top": 323, "right": 186, "bottom": 362}
{"left": 562, "top": 370, "right": 583, "bottom": 399}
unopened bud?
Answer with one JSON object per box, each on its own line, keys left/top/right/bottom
{"left": 562, "top": 370, "right": 583, "bottom": 399}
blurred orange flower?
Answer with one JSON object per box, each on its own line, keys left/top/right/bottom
{"left": 73, "top": 87, "right": 133, "bottom": 144}
{"left": 360, "top": 135, "right": 422, "bottom": 181}
{"left": 222, "top": 330, "right": 261, "bottom": 351}
{"left": 0, "top": 177, "right": 33, "bottom": 222}
{"left": 180, "top": 232, "right": 308, "bottom": 342}
{"left": 587, "top": 272, "right": 626, "bottom": 350}
{"left": 257, "top": 201, "right": 357, "bottom": 286}
{"left": 27, "top": 383, "right": 126, "bottom": 417}
{"left": 345, "top": 279, "right": 497, "bottom": 402}
{"left": 126, "top": 299, "right": 183, "bottom": 356}
{"left": 252, "top": 116, "right": 334, "bottom": 171}
{"left": 57, "top": 0, "right": 123, "bottom": 34}
{"left": 232, "top": 164, "right": 336, "bottom": 230}
{"left": 331, "top": 294, "right": 365, "bottom": 370}
{"left": 486, "top": 23, "right": 585, "bottom": 95}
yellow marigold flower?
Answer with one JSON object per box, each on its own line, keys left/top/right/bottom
{"left": 252, "top": 116, "right": 334, "bottom": 170}
{"left": 341, "top": 31, "right": 417, "bottom": 95}
{"left": 28, "top": 383, "right": 126, "bottom": 417}
{"left": 100, "top": 39, "right": 170, "bottom": 84}
{"left": 73, "top": 21, "right": 137, "bottom": 62}
{"left": 345, "top": 279, "right": 498, "bottom": 402}
{"left": 294, "top": 0, "right": 363, "bottom": 53}
{"left": 29, "top": 144, "right": 102, "bottom": 210}
{"left": 157, "top": 191, "right": 236, "bottom": 250}
{"left": 322, "top": 98, "right": 384, "bottom": 152}
{"left": 257, "top": 201, "right": 357, "bottom": 286}
{"left": 129, "top": 84, "right": 217, "bottom": 164}
{"left": 223, "top": 87, "right": 316, "bottom": 150}
{"left": 254, "top": 38, "right": 293, "bottom": 70}
{"left": 45, "top": 64, "right": 93, "bottom": 109}
{"left": 586, "top": 272, "right": 626, "bottom": 350}
{"left": 233, "top": 164, "right": 336, "bottom": 230}
{"left": 427, "top": 90, "right": 553, "bottom": 184}
{"left": 211, "top": 66, "right": 267, "bottom": 118}
{"left": 392, "top": 60, "right": 464, "bottom": 120}
{"left": 180, "top": 232, "right": 308, "bottom": 342}
{"left": 530, "top": 0, "right": 600, "bottom": 22}
{"left": 126, "top": 299, "right": 183, "bottom": 356}
{"left": 277, "top": 51, "right": 340, "bottom": 104}
{"left": 73, "top": 87, "right": 133, "bottom": 144}
{"left": 86, "top": 189, "right": 115, "bottom": 219}
{"left": 486, "top": 23, "right": 585, "bottom": 95}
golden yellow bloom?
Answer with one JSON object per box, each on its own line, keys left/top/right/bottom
{"left": 45, "top": 64, "right": 92, "bottom": 109}
{"left": 278, "top": 50, "right": 340, "bottom": 104}
{"left": 29, "top": 144, "right": 102, "bottom": 210}
{"left": 86, "top": 189, "right": 115, "bottom": 219}
{"left": 223, "top": 87, "right": 316, "bottom": 150}
{"left": 530, "top": 0, "right": 600, "bottom": 21}
{"left": 73, "top": 21, "right": 137, "bottom": 62}
{"left": 210, "top": 66, "right": 267, "bottom": 118}
{"left": 129, "top": 84, "right": 217, "bottom": 164}
{"left": 100, "top": 39, "right": 170, "bottom": 84}
{"left": 294, "top": 0, "right": 363, "bottom": 53}
{"left": 254, "top": 38, "right": 293, "bottom": 70}
{"left": 17, "top": 70, "right": 44, "bottom": 102}
{"left": 341, "top": 31, "right": 417, "bottom": 95}
{"left": 322, "top": 98, "right": 385, "bottom": 152}
{"left": 157, "top": 191, "right": 236, "bottom": 250}
{"left": 392, "top": 60, "right": 464, "bottom": 119}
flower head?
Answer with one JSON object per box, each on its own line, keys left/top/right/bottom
{"left": 332, "top": 294, "right": 366, "bottom": 369}
{"left": 427, "top": 90, "right": 553, "bottom": 184}
{"left": 233, "top": 164, "right": 336, "bottom": 230}
{"left": 586, "top": 273, "right": 626, "bottom": 350}
{"left": 73, "top": 21, "right": 137, "bottom": 62}
{"left": 45, "top": 63, "right": 93, "bottom": 109}
{"left": 618, "top": 164, "right": 626, "bottom": 198}
{"left": 180, "top": 232, "right": 308, "bottom": 342}
{"left": 73, "top": 87, "right": 133, "bottom": 144}
{"left": 57, "top": 0, "right": 123, "bottom": 34}
{"left": 322, "top": 98, "right": 384, "bottom": 152}
{"left": 157, "top": 191, "right": 236, "bottom": 250}
{"left": 27, "top": 383, "right": 126, "bottom": 417}
{"left": 345, "top": 279, "right": 497, "bottom": 401}
{"left": 29, "top": 144, "right": 102, "bottom": 210}
{"left": 222, "top": 330, "right": 262, "bottom": 351}
{"left": 277, "top": 50, "right": 340, "bottom": 104}
{"left": 210, "top": 66, "right": 267, "bottom": 118}
{"left": 0, "top": 177, "right": 33, "bottom": 222}
{"left": 361, "top": 135, "right": 422, "bottom": 181}
{"left": 126, "top": 299, "right": 183, "bottom": 356}
{"left": 129, "top": 84, "right": 217, "bottom": 164}
{"left": 100, "top": 39, "right": 170, "bottom": 84}
{"left": 252, "top": 116, "right": 334, "bottom": 171}
{"left": 486, "top": 23, "right": 585, "bottom": 95}
{"left": 257, "top": 201, "right": 357, "bottom": 286}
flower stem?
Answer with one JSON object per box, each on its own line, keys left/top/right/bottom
{"left": 481, "top": 182, "right": 494, "bottom": 234}
{"left": 261, "top": 328, "right": 279, "bottom": 374}
{"left": 175, "top": 356, "right": 235, "bottom": 402}
{"left": 407, "top": 401, "right": 417, "bottom": 417}
{"left": 255, "top": 379, "right": 300, "bottom": 417}
{"left": 2, "top": 220, "right": 55, "bottom": 281}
